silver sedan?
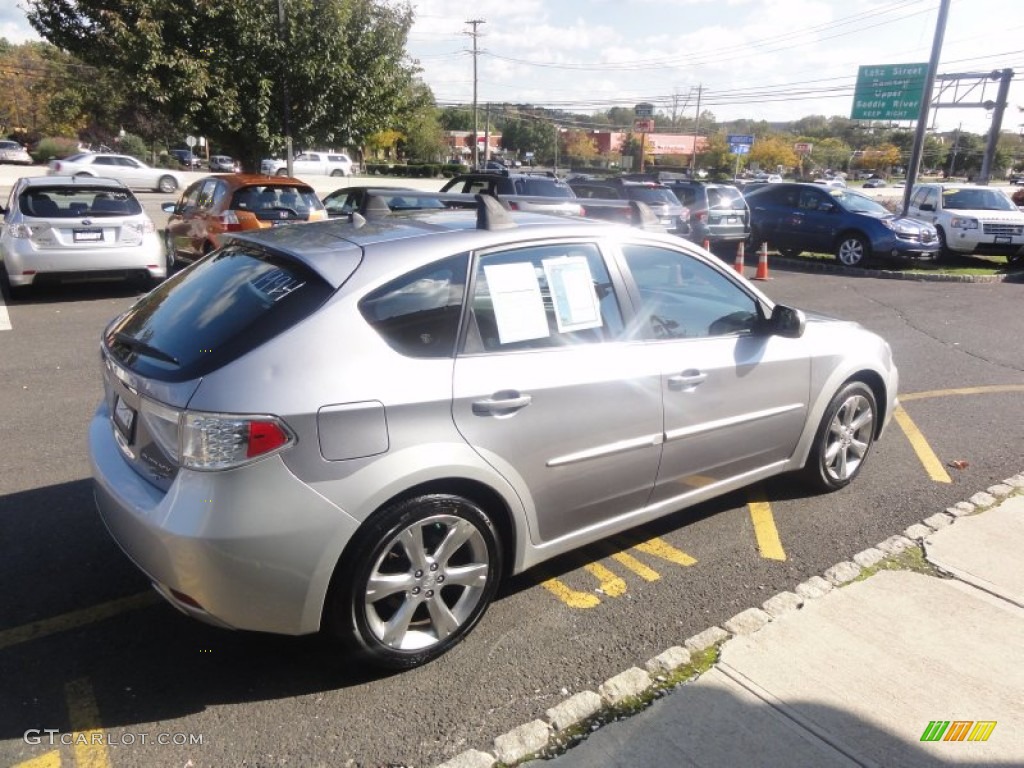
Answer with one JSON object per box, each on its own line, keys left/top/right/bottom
{"left": 89, "top": 195, "right": 898, "bottom": 670}
{"left": 47, "top": 152, "right": 183, "bottom": 193}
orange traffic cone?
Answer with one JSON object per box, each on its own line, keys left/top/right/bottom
{"left": 753, "top": 241, "right": 771, "bottom": 280}
{"left": 734, "top": 241, "right": 745, "bottom": 275}
{"left": 702, "top": 238, "right": 711, "bottom": 251}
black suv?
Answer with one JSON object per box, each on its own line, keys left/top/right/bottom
{"left": 441, "top": 170, "right": 575, "bottom": 199}
{"left": 664, "top": 181, "right": 750, "bottom": 248}
{"left": 567, "top": 178, "right": 689, "bottom": 235}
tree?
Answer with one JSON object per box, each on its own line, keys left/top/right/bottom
{"left": 811, "top": 137, "right": 852, "bottom": 174}
{"left": 563, "top": 130, "right": 598, "bottom": 166}
{"left": 748, "top": 135, "right": 798, "bottom": 174}
{"left": 27, "top": 0, "right": 418, "bottom": 171}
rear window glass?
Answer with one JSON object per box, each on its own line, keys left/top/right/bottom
{"left": 104, "top": 244, "right": 332, "bottom": 381}
{"left": 627, "top": 187, "right": 680, "bottom": 206}
{"left": 514, "top": 179, "right": 575, "bottom": 198}
{"left": 19, "top": 187, "right": 142, "bottom": 217}
{"left": 707, "top": 188, "right": 746, "bottom": 210}
{"left": 230, "top": 184, "right": 324, "bottom": 213}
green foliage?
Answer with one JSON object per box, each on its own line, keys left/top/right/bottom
{"left": 31, "top": 136, "right": 80, "bottom": 162}
{"left": 116, "top": 132, "right": 148, "bottom": 161}
{"left": 26, "top": 0, "right": 417, "bottom": 171}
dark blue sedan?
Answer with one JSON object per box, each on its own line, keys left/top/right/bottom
{"left": 745, "top": 182, "right": 939, "bottom": 266}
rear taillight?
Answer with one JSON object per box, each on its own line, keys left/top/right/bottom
{"left": 181, "top": 411, "right": 294, "bottom": 470}
{"left": 122, "top": 219, "right": 156, "bottom": 244}
{"left": 696, "top": 212, "right": 708, "bottom": 222}
{"left": 507, "top": 201, "right": 520, "bottom": 211}
{"left": 220, "top": 210, "right": 242, "bottom": 231}
{"left": 136, "top": 399, "right": 294, "bottom": 471}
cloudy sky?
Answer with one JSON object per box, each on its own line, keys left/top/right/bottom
{"left": 5, "top": 0, "right": 1022, "bottom": 135}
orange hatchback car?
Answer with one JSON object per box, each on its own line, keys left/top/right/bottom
{"left": 162, "top": 174, "right": 328, "bottom": 266}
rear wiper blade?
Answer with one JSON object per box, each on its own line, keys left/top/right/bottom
{"left": 113, "top": 332, "right": 180, "bottom": 365}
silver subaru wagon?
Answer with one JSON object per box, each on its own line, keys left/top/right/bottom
{"left": 89, "top": 195, "right": 898, "bottom": 669}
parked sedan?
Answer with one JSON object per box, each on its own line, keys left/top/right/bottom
{"left": 209, "top": 155, "right": 241, "bottom": 173}
{"left": 48, "top": 153, "right": 183, "bottom": 193}
{"left": 0, "top": 140, "right": 33, "bottom": 165}
{"left": 163, "top": 173, "right": 327, "bottom": 266}
{"left": 89, "top": 196, "right": 898, "bottom": 670}
{"left": 746, "top": 182, "right": 939, "bottom": 266}
{"left": 0, "top": 175, "right": 164, "bottom": 295}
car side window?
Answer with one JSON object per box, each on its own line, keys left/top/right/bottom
{"left": 196, "top": 179, "right": 220, "bottom": 210}
{"left": 359, "top": 253, "right": 470, "bottom": 358}
{"left": 465, "top": 243, "right": 624, "bottom": 354}
{"left": 622, "top": 244, "right": 759, "bottom": 340}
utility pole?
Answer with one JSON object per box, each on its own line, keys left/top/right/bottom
{"left": 278, "top": 0, "right": 293, "bottom": 177}
{"left": 689, "top": 84, "right": 703, "bottom": 176}
{"left": 902, "top": 0, "right": 950, "bottom": 214}
{"left": 465, "top": 19, "right": 486, "bottom": 169}
{"left": 948, "top": 122, "right": 961, "bottom": 177}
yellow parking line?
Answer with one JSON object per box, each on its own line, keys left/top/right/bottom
{"left": 900, "top": 384, "right": 1024, "bottom": 402}
{"left": 893, "top": 405, "right": 952, "bottom": 483}
{"left": 65, "top": 678, "right": 112, "bottom": 768}
{"left": 609, "top": 550, "right": 661, "bottom": 581}
{"left": 584, "top": 562, "right": 628, "bottom": 597}
{"left": 747, "top": 488, "right": 786, "bottom": 561}
{"left": 540, "top": 577, "right": 601, "bottom": 609}
{"left": 630, "top": 536, "right": 697, "bottom": 567}
{"left": 0, "top": 591, "right": 159, "bottom": 652}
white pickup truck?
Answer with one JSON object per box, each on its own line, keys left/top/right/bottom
{"left": 261, "top": 151, "right": 355, "bottom": 177}
{"left": 907, "top": 183, "right": 1024, "bottom": 264}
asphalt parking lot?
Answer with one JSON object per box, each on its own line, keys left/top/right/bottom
{"left": 1, "top": 164, "right": 1023, "bottom": 768}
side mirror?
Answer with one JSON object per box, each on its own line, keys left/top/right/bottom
{"left": 161, "top": 201, "right": 177, "bottom": 214}
{"left": 919, "top": 202, "right": 934, "bottom": 212}
{"left": 768, "top": 304, "right": 805, "bottom": 338}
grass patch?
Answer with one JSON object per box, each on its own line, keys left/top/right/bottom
{"left": 850, "top": 544, "right": 949, "bottom": 584}
{"left": 774, "top": 249, "right": 1020, "bottom": 278}
{"left": 523, "top": 645, "right": 721, "bottom": 765}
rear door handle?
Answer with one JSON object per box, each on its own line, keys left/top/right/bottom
{"left": 472, "top": 392, "right": 533, "bottom": 415}
{"left": 668, "top": 371, "right": 708, "bottom": 390}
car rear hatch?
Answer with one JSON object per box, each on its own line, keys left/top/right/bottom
{"left": 99, "top": 240, "right": 339, "bottom": 491}
{"left": 18, "top": 186, "right": 153, "bottom": 254}
{"left": 625, "top": 185, "right": 685, "bottom": 230}
{"left": 231, "top": 183, "right": 327, "bottom": 228}
{"left": 705, "top": 187, "right": 750, "bottom": 240}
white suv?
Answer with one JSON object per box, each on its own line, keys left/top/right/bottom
{"left": 907, "top": 183, "right": 1024, "bottom": 264}
{"left": 260, "top": 151, "right": 355, "bottom": 177}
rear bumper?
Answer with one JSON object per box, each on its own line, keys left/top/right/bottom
{"left": 4, "top": 237, "right": 165, "bottom": 285}
{"left": 88, "top": 400, "right": 361, "bottom": 635}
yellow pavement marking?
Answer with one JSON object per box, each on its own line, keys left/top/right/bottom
{"left": 0, "top": 592, "right": 159, "bottom": 652}
{"left": 747, "top": 487, "right": 786, "bottom": 561}
{"left": 629, "top": 536, "right": 697, "bottom": 567}
{"left": 893, "top": 405, "right": 952, "bottom": 483}
{"left": 900, "top": 384, "right": 1024, "bottom": 402}
{"left": 65, "top": 678, "right": 111, "bottom": 768}
{"left": 583, "top": 563, "right": 627, "bottom": 597}
{"left": 540, "top": 576, "right": 601, "bottom": 608}
{"left": 12, "top": 752, "right": 61, "bottom": 768}
{"left": 609, "top": 550, "right": 661, "bottom": 581}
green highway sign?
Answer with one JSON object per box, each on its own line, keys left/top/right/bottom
{"left": 851, "top": 63, "right": 928, "bottom": 121}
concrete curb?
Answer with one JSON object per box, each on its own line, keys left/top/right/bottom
{"left": 760, "top": 254, "right": 1024, "bottom": 283}
{"left": 433, "top": 472, "right": 1024, "bottom": 768}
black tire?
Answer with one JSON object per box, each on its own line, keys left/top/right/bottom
{"left": 158, "top": 175, "right": 178, "bottom": 194}
{"left": 935, "top": 228, "right": 955, "bottom": 262}
{"left": 1, "top": 266, "right": 29, "bottom": 300}
{"left": 802, "top": 381, "right": 877, "bottom": 492}
{"left": 330, "top": 169, "right": 344, "bottom": 177}
{"left": 327, "top": 494, "right": 502, "bottom": 669}
{"left": 275, "top": 168, "right": 288, "bottom": 177}
{"left": 835, "top": 232, "right": 870, "bottom": 267}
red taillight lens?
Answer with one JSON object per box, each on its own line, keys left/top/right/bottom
{"left": 696, "top": 212, "right": 708, "bottom": 222}
{"left": 220, "top": 210, "right": 242, "bottom": 231}
{"left": 247, "top": 421, "right": 290, "bottom": 458}
{"left": 507, "top": 201, "right": 520, "bottom": 211}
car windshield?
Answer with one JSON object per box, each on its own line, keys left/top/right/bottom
{"left": 832, "top": 190, "right": 889, "bottom": 215}
{"left": 707, "top": 187, "right": 746, "bottom": 210}
{"left": 941, "top": 188, "right": 1016, "bottom": 211}
{"left": 18, "top": 186, "right": 142, "bottom": 217}
{"left": 627, "top": 187, "right": 680, "bottom": 206}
